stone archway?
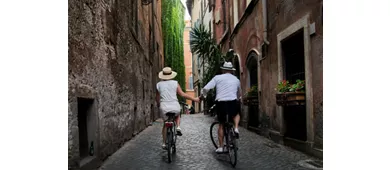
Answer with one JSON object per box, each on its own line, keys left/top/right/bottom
{"left": 245, "top": 51, "right": 259, "bottom": 129}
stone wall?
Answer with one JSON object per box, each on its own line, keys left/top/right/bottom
{"left": 68, "top": 0, "right": 162, "bottom": 169}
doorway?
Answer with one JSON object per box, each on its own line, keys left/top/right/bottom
{"left": 281, "top": 29, "right": 307, "bottom": 141}
{"left": 77, "top": 97, "right": 97, "bottom": 159}
{"left": 246, "top": 52, "right": 259, "bottom": 128}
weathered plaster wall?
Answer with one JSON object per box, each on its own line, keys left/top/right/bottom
{"left": 68, "top": 0, "right": 162, "bottom": 169}
{"left": 263, "top": 0, "right": 323, "bottom": 144}
{"left": 230, "top": 1, "right": 263, "bottom": 93}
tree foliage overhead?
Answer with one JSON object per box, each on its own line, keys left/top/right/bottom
{"left": 189, "top": 24, "right": 224, "bottom": 86}
{"left": 162, "top": 0, "right": 186, "bottom": 99}
{"left": 190, "top": 24, "right": 225, "bottom": 107}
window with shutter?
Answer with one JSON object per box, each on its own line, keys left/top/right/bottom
{"left": 189, "top": 76, "right": 194, "bottom": 90}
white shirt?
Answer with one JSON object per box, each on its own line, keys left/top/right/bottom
{"left": 156, "top": 80, "right": 181, "bottom": 114}
{"left": 202, "top": 73, "right": 241, "bottom": 101}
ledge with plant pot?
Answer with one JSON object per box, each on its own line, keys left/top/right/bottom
{"left": 243, "top": 85, "right": 259, "bottom": 106}
{"left": 275, "top": 80, "right": 306, "bottom": 106}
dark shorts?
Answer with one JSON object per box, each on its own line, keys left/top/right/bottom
{"left": 216, "top": 100, "right": 240, "bottom": 123}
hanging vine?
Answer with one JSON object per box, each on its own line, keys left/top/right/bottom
{"left": 162, "top": 0, "right": 186, "bottom": 101}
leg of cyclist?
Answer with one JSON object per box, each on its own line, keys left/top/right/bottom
{"left": 233, "top": 114, "right": 240, "bottom": 133}
{"left": 162, "top": 123, "right": 167, "bottom": 149}
{"left": 233, "top": 100, "right": 240, "bottom": 134}
{"left": 218, "top": 123, "right": 224, "bottom": 148}
{"left": 215, "top": 101, "right": 226, "bottom": 153}
{"left": 175, "top": 115, "right": 182, "bottom": 136}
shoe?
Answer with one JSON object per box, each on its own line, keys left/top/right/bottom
{"left": 215, "top": 147, "right": 224, "bottom": 153}
{"left": 176, "top": 127, "right": 182, "bottom": 136}
{"left": 162, "top": 144, "right": 167, "bottom": 150}
{"left": 234, "top": 128, "right": 239, "bottom": 139}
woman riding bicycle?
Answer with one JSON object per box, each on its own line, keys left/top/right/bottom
{"left": 156, "top": 67, "right": 199, "bottom": 149}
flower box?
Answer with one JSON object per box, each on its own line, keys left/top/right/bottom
{"left": 243, "top": 85, "right": 259, "bottom": 106}
{"left": 243, "top": 96, "right": 258, "bottom": 106}
{"left": 276, "top": 92, "right": 305, "bottom": 106}
{"left": 275, "top": 79, "right": 306, "bottom": 106}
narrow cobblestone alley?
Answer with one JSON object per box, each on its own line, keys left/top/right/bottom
{"left": 98, "top": 114, "right": 317, "bottom": 170}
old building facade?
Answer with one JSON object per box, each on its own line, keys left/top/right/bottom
{"left": 212, "top": 0, "right": 265, "bottom": 132}
{"left": 184, "top": 20, "right": 195, "bottom": 105}
{"left": 263, "top": 0, "right": 323, "bottom": 158}
{"left": 186, "top": 0, "right": 214, "bottom": 113}
{"left": 68, "top": 0, "right": 164, "bottom": 169}
{"left": 211, "top": 0, "right": 323, "bottom": 157}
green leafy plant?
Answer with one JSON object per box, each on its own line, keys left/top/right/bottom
{"left": 276, "top": 80, "right": 291, "bottom": 93}
{"left": 289, "top": 79, "right": 305, "bottom": 92}
{"left": 189, "top": 23, "right": 224, "bottom": 107}
{"left": 162, "top": 0, "right": 186, "bottom": 101}
{"left": 244, "top": 85, "right": 258, "bottom": 97}
{"left": 276, "top": 79, "right": 305, "bottom": 93}
{"left": 189, "top": 24, "right": 223, "bottom": 77}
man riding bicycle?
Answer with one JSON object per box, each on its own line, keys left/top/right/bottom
{"left": 200, "top": 61, "right": 242, "bottom": 153}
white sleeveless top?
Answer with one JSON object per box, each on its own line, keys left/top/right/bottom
{"left": 156, "top": 80, "right": 181, "bottom": 114}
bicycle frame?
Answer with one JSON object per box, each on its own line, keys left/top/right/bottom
{"left": 209, "top": 110, "right": 238, "bottom": 167}
{"left": 164, "top": 113, "right": 177, "bottom": 163}
{"left": 223, "top": 115, "right": 234, "bottom": 145}
{"left": 201, "top": 94, "right": 238, "bottom": 167}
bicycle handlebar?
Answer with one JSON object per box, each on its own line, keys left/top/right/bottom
{"left": 199, "top": 94, "right": 206, "bottom": 101}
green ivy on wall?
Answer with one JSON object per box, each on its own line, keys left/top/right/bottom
{"left": 162, "top": 0, "right": 186, "bottom": 101}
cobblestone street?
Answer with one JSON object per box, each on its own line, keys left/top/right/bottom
{"left": 98, "top": 114, "right": 317, "bottom": 170}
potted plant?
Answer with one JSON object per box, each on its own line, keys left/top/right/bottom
{"left": 243, "top": 85, "right": 258, "bottom": 105}
{"left": 275, "top": 79, "right": 306, "bottom": 106}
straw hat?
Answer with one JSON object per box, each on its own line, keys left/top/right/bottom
{"left": 158, "top": 67, "right": 177, "bottom": 80}
{"left": 220, "top": 62, "right": 236, "bottom": 71}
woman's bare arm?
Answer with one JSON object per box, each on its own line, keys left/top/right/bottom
{"left": 177, "top": 84, "right": 199, "bottom": 102}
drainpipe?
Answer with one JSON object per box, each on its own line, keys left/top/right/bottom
{"left": 257, "top": 0, "right": 269, "bottom": 64}
{"left": 262, "top": 0, "right": 269, "bottom": 46}
{"left": 257, "top": 0, "right": 269, "bottom": 122}
{"left": 257, "top": 0, "right": 269, "bottom": 90}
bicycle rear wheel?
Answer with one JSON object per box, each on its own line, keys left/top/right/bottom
{"left": 228, "top": 129, "right": 237, "bottom": 167}
{"left": 167, "top": 128, "right": 173, "bottom": 163}
{"left": 210, "top": 122, "right": 219, "bottom": 149}
{"left": 172, "top": 123, "right": 177, "bottom": 153}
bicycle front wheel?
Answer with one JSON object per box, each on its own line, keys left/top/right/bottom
{"left": 210, "top": 122, "right": 220, "bottom": 149}
{"left": 173, "top": 123, "right": 177, "bottom": 153}
{"left": 228, "top": 130, "right": 238, "bottom": 167}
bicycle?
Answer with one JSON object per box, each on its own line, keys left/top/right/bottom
{"left": 208, "top": 103, "right": 217, "bottom": 117}
{"left": 164, "top": 112, "right": 178, "bottom": 163}
{"left": 200, "top": 96, "right": 238, "bottom": 167}
{"left": 179, "top": 101, "right": 188, "bottom": 117}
